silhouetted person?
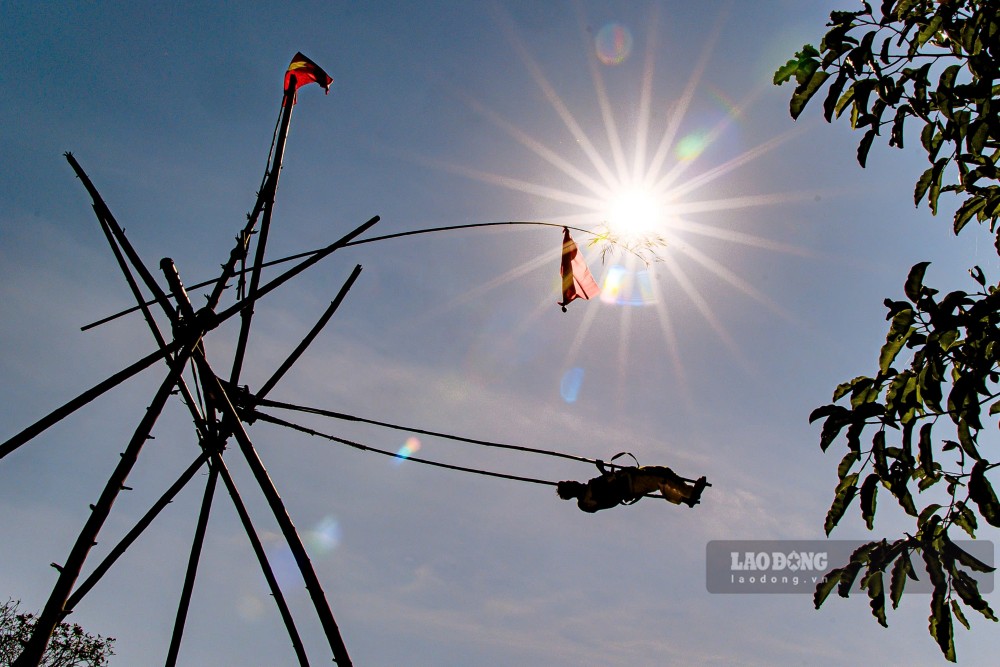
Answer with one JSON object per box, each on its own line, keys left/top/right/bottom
{"left": 557, "top": 464, "right": 708, "bottom": 513}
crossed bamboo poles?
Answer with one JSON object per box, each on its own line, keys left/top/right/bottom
{"left": 1, "top": 68, "right": 686, "bottom": 665}
{"left": 7, "top": 80, "right": 362, "bottom": 667}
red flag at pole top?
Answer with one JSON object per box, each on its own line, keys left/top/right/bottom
{"left": 284, "top": 52, "right": 333, "bottom": 103}
{"left": 558, "top": 227, "right": 600, "bottom": 312}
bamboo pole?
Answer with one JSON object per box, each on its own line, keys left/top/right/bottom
{"left": 163, "top": 256, "right": 318, "bottom": 665}
{"left": 256, "top": 264, "right": 363, "bottom": 400}
{"left": 212, "top": 219, "right": 377, "bottom": 331}
{"left": 230, "top": 83, "right": 297, "bottom": 386}
{"left": 213, "top": 453, "right": 310, "bottom": 666}
{"left": 165, "top": 463, "right": 219, "bottom": 667}
{"left": 92, "top": 209, "right": 209, "bottom": 433}
{"left": 65, "top": 452, "right": 211, "bottom": 611}
{"left": 205, "top": 84, "right": 296, "bottom": 314}
{"left": 65, "top": 153, "right": 177, "bottom": 321}
{"left": 13, "top": 335, "right": 202, "bottom": 666}
{"left": 0, "top": 342, "right": 179, "bottom": 460}
{"left": 194, "top": 354, "right": 352, "bottom": 666}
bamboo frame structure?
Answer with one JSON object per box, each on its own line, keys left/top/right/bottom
{"left": 3, "top": 57, "right": 708, "bottom": 667}
{"left": 9, "top": 76, "right": 359, "bottom": 667}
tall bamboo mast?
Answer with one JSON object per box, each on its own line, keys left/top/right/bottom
{"left": 230, "top": 79, "right": 297, "bottom": 386}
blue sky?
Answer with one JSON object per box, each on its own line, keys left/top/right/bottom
{"left": 2, "top": 1, "right": 997, "bottom": 665}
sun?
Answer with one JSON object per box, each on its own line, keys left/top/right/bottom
{"left": 412, "top": 4, "right": 816, "bottom": 407}
{"left": 604, "top": 186, "right": 670, "bottom": 243}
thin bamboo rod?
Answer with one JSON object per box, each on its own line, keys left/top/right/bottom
{"left": 214, "top": 453, "right": 310, "bottom": 666}
{"left": 194, "top": 355, "right": 352, "bottom": 666}
{"left": 252, "top": 410, "right": 558, "bottom": 487}
{"left": 80, "top": 219, "right": 581, "bottom": 332}
{"left": 65, "top": 452, "right": 211, "bottom": 611}
{"left": 256, "top": 265, "right": 362, "bottom": 400}
{"left": 164, "top": 255, "right": 316, "bottom": 665}
{"left": 254, "top": 398, "right": 710, "bottom": 486}
{"left": 165, "top": 463, "right": 219, "bottom": 667}
{"left": 13, "top": 336, "right": 202, "bottom": 666}
{"left": 3, "top": 215, "right": 375, "bottom": 460}
{"left": 255, "top": 397, "right": 604, "bottom": 466}
{"left": 253, "top": 411, "right": 703, "bottom": 495}
{"left": 65, "top": 153, "right": 177, "bottom": 321}
{"left": 0, "top": 341, "right": 179, "bottom": 461}
{"left": 93, "top": 210, "right": 208, "bottom": 433}
{"left": 212, "top": 216, "right": 378, "bottom": 327}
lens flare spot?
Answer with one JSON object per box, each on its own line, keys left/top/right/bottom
{"left": 601, "top": 265, "right": 627, "bottom": 304}
{"left": 601, "top": 265, "right": 657, "bottom": 306}
{"left": 266, "top": 546, "right": 301, "bottom": 593}
{"left": 595, "top": 23, "right": 633, "bottom": 66}
{"left": 236, "top": 594, "right": 266, "bottom": 622}
{"left": 394, "top": 436, "right": 421, "bottom": 463}
{"left": 560, "top": 367, "right": 585, "bottom": 403}
{"left": 675, "top": 131, "right": 709, "bottom": 161}
{"left": 305, "top": 516, "right": 341, "bottom": 555}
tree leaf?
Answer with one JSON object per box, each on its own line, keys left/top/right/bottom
{"left": 889, "top": 550, "right": 913, "bottom": 609}
{"left": 838, "top": 450, "right": 860, "bottom": 479}
{"left": 969, "top": 460, "right": 1000, "bottom": 528}
{"left": 951, "top": 501, "right": 978, "bottom": 538}
{"left": 929, "top": 586, "right": 956, "bottom": 661}
{"left": 955, "top": 418, "right": 983, "bottom": 461}
{"left": 824, "top": 71, "right": 849, "bottom": 122}
{"left": 916, "top": 424, "right": 935, "bottom": 481}
{"left": 826, "top": 477, "right": 859, "bottom": 535}
{"left": 928, "top": 157, "right": 949, "bottom": 215}
{"left": 858, "top": 127, "right": 879, "bottom": 167}
{"left": 954, "top": 196, "right": 987, "bottom": 234}
{"left": 951, "top": 568, "right": 999, "bottom": 621}
{"left": 915, "top": 164, "right": 935, "bottom": 206}
{"left": 860, "top": 473, "right": 880, "bottom": 530}
{"left": 904, "top": 261, "right": 932, "bottom": 301}
{"left": 866, "top": 570, "right": 888, "bottom": 627}
{"left": 791, "top": 70, "right": 831, "bottom": 119}
{"left": 969, "top": 265, "right": 986, "bottom": 287}
{"left": 943, "top": 537, "right": 994, "bottom": 573}
{"left": 918, "top": 503, "right": 942, "bottom": 528}
{"left": 834, "top": 83, "right": 857, "bottom": 119}
{"left": 773, "top": 58, "right": 801, "bottom": 85}
{"left": 879, "top": 307, "right": 915, "bottom": 372}
{"left": 814, "top": 569, "right": 841, "bottom": 609}
{"left": 815, "top": 407, "right": 854, "bottom": 452}
{"left": 952, "top": 599, "right": 971, "bottom": 631}
{"left": 809, "top": 403, "right": 848, "bottom": 423}
{"left": 917, "top": 14, "right": 945, "bottom": 47}
{"left": 837, "top": 558, "right": 865, "bottom": 597}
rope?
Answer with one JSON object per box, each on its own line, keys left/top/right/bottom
{"left": 255, "top": 399, "right": 710, "bottom": 487}
{"left": 255, "top": 397, "right": 605, "bottom": 467}
{"left": 252, "top": 411, "right": 558, "bottom": 487}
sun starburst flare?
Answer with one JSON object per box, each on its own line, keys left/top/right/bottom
{"left": 399, "top": 4, "right": 819, "bottom": 408}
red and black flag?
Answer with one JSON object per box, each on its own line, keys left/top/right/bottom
{"left": 284, "top": 52, "right": 333, "bottom": 102}
{"left": 558, "top": 227, "right": 600, "bottom": 312}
